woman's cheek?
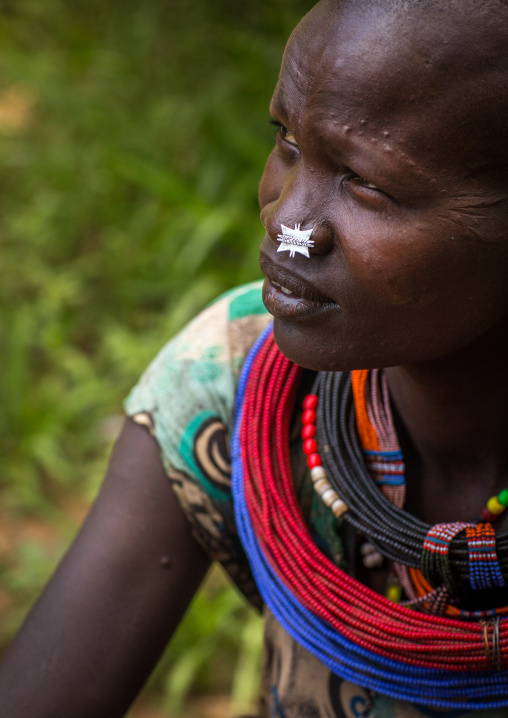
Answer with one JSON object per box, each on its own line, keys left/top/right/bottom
{"left": 339, "top": 221, "right": 434, "bottom": 308}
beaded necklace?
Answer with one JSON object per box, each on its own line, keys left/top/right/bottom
{"left": 231, "top": 326, "right": 508, "bottom": 709}
{"left": 302, "top": 383, "right": 508, "bottom": 619}
{"left": 302, "top": 369, "right": 508, "bottom": 617}
{"left": 310, "top": 370, "right": 508, "bottom": 591}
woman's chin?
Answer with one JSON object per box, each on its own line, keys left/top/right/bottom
{"left": 271, "top": 319, "right": 351, "bottom": 373}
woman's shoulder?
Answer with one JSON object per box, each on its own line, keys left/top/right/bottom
{"left": 124, "top": 280, "right": 270, "bottom": 429}
{"left": 125, "top": 280, "right": 270, "bottom": 422}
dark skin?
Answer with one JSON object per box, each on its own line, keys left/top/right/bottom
{"left": 0, "top": 419, "right": 210, "bottom": 717}
{"left": 3, "top": 0, "right": 508, "bottom": 714}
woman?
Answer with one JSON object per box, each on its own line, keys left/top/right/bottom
{"left": 2, "top": 0, "right": 508, "bottom": 715}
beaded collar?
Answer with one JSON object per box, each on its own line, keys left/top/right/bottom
{"left": 303, "top": 370, "right": 508, "bottom": 618}
{"left": 310, "top": 369, "right": 508, "bottom": 598}
{"left": 231, "top": 326, "right": 508, "bottom": 710}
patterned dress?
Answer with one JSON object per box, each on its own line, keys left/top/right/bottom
{"left": 125, "top": 282, "right": 506, "bottom": 718}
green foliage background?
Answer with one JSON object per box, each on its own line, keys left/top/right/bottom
{"left": 0, "top": 0, "right": 313, "bottom": 714}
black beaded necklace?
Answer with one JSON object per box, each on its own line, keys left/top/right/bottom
{"left": 312, "top": 370, "right": 508, "bottom": 594}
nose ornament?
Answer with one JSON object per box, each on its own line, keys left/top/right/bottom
{"left": 277, "top": 223, "right": 314, "bottom": 258}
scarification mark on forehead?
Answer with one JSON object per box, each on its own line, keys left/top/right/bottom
{"left": 281, "top": 0, "right": 508, "bottom": 173}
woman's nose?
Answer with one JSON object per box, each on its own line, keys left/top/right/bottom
{"left": 261, "top": 198, "right": 334, "bottom": 257}
{"left": 260, "top": 159, "right": 335, "bottom": 256}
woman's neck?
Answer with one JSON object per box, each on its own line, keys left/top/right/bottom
{"left": 384, "top": 321, "right": 508, "bottom": 525}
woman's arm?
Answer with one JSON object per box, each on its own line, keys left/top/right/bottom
{"left": 0, "top": 418, "right": 211, "bottom": 718}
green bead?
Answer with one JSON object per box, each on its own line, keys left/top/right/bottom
{"left": 498, "top": 488, "right": 508, "bottom": 507}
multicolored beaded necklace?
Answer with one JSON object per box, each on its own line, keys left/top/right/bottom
{"left": 303, "top": 368, "right": 508, "bottom": 617}
{"left": 231, "top": 325, "right": 508, "bottom": 709}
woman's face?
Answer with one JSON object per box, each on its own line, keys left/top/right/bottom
{"left": 259, "top": 0, "right": 508, "bottom": 372}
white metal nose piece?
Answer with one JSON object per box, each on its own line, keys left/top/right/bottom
{"left": 276, "top": 223, "right": 314, "bottom": 258}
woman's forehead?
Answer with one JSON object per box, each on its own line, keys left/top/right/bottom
{"left": 283, "top": 0, "right": 507, "bottom": 101}
{"left": 274, "top": 0, "right": 508, "bottom": 173}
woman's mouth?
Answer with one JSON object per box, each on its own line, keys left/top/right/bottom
{"left": 260, "top": 258, "right": 339, "bottom": 321}
{"left": 271, "top": 280, "right": 295, "bottom": 296}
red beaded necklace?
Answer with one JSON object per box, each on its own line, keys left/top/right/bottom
{"left": 237, "top": 329, "right": 508, "bottom": 679}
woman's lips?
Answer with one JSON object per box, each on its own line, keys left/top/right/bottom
{"left": 259, "top": 257, "right": 339, "bottom": 321}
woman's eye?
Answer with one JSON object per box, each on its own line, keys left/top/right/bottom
{"left": 269, "top": 120, "right": 298, "bottom": 147}
{"left": 346, "top": 172, "right": 391, "bottom": 205}
{"left": 355, "top": 176, "right": 379, "bottom": 191}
